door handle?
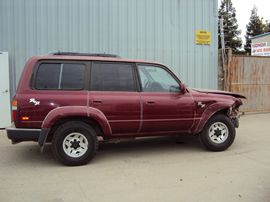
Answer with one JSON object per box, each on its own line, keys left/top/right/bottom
{"left": 93, "top": 100, "right": 102, "bottom": 104}
{"left": 146, "top": 101, "right": 155, "bottom": 104}
{"left": 2, "top": 89, "right": 8, "bottom": 93}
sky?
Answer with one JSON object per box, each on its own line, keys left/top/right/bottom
{"left": 218, "top": 0, "right": 269, "bottom": 48}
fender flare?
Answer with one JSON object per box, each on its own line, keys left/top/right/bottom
{"left": 189, "top": 102, "right": 231, "bottom": 134}
{"left": 38, "top": 106, "right": 112, "bottom": 150}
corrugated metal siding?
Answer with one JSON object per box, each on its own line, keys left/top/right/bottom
{"left": 0, "top": 0, "right": 218, "bottom": 97}
{"left": 252, "top": 34, "right": 270, "bottom": 45}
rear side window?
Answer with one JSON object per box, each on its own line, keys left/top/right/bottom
{"left": 35, "top": 63, "right": 86, "bottom": 90}
{"left": 91, "top": 62, "right": 135, "bottom": 92}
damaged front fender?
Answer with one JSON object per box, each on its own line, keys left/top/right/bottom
{"left": 227, "top": 107, "right": 245, "bottom": 128}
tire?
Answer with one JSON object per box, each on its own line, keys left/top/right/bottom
{"left": 200, "top": 114, "right": 235, "bottom": 151}
{"left": 52, "top": 121, "right": 98, "bottom": 166}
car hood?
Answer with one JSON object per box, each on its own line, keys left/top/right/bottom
{"left": 188, "top": 88, "right": 246, "bottom": 99}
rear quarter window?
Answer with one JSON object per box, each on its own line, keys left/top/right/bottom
{"left": 34, "top": 63, "right": 86, "bottom": 90}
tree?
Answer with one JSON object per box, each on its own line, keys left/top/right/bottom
{"left": 244, "top": 6, "right": 266, "bottom": 54}
{"left": 218, "top": 0, "right": 242, "bottom": 53}
{"left": 262, "top": 19, "right": 270, "bottom": 33}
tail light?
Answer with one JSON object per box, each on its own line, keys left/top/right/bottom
{"left": 12, "top": 100, "right": 18, "bottom": 122}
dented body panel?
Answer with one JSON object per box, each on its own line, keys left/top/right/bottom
{"left": 188, "top": 88, "right": 243, "bottom": 134}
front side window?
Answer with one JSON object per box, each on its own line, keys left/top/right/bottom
{"left": 138, "top": 65, "right": 180, "bottom": 92}
{"left": 90, "top": 63, "right": 135, "bottom": 92}
{"left": 34, "top": 63, "right": 86, "bottom": 90}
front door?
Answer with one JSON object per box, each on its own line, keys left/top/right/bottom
{"left": 137, "top": 64, "right": 195, "bottom": 133}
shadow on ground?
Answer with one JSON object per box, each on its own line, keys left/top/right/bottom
{"left": 5, "top": 135, "right": 204, "bottom": 166}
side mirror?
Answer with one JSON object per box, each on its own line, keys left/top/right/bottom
{"left": 180, "top": 82, "right": 187, "bottom": 94}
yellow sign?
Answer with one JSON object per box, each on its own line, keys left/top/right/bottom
{"left": 196, "top": 30, "right": 211, "bottom": 45}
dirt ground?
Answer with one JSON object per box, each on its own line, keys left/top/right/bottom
{"left": 0, "top": 112, "right": 270, "bottom": 202}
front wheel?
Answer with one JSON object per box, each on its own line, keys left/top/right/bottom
{"left": 52, "top": 121, "right": 98, "bottom": 166}
{"left": 200, "top": 114, "right": 235, "bottom": 151}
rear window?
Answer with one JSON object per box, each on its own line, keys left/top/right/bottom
{"left": 34, "top": 63, "right": 86, "bottom": 90}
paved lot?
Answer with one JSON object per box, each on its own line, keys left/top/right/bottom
{"left": 0, "top": 112, "right": 270, "bottom": 202}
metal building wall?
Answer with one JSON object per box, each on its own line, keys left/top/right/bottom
{"left": 0, "top": 0, "right": 218, "bottom": 97}
{"left": 251, "top": 33, "right": 270, "bottom": 45}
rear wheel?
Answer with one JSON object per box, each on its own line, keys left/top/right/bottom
{"left": 52, "top": 121, "right": 98, "bottom": 166}
{"left": 200, "top": 114, "right": 235, "bottom": 151}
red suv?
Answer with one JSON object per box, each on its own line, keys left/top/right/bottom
{"left": 6, "top": 52, "right": 245, "bottom": 166}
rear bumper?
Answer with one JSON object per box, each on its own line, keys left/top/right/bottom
{"left": 6, "top": 124, "right": 41, "bottom": 143}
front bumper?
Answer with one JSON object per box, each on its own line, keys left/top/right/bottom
{"left": 6, "top": 124, "right": 41, "bottom": 143}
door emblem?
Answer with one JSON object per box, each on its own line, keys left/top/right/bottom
{"left": 30, "top": 98, "right": 40, "bottom": 105}
{"left": 198, "top": 102, "right": 205, "bottom": 108}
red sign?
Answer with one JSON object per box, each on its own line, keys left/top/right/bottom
{"left": 252, "top": 42, "right": 267, "bottom": 48}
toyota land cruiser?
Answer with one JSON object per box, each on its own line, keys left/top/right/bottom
{"left": 6, "top": 52, "right": 246, "bottom": 166}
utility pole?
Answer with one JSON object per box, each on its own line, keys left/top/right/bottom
{"left": 220, "top": 17, "right": 226, "bottom": 90}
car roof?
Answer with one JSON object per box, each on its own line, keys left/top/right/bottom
{"left": 31, "top": 53, "right": 165, "bottom": 66}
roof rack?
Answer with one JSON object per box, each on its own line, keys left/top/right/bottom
{"left": 48, "top": 52, "right": 121, "bottom": 58}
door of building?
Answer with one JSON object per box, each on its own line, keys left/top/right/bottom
{"left": 0, "top": 52, "right": 11, "bottom": 128}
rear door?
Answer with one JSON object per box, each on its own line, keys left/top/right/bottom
{"left": 89, "top": 62, "right": 141, "bottom": 134}
{"left": 137, "top": 64, "right": 195, "bottom": 133}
